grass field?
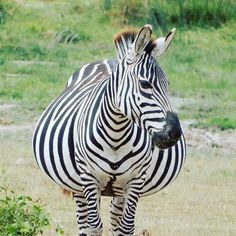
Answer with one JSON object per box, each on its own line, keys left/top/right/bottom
{"left": 0, "top": 0, "right": 236, "bottom": 235}
{"left": 0, "top": 0, "right": 235, "bottom": 128}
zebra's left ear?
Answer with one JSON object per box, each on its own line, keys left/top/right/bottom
{"left": 134, "top": 24, "right": 152, "bottom": 54}
{"left": 152, "top": 28, "right": 176, "bottom": 57}
{"left": 127, "top": 25, "right": 152, "bottom": 62}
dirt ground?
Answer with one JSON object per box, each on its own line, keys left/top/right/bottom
{"left": 0, "top": 102, "right": 236, "bottom": 235}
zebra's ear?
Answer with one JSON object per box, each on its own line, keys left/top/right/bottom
{"left": 127, "top": 25, "right": 152, "bottom": 62}
{"left": 152, "top": 28, "right": 176, "bottom": 57}
{"left": 133, "top": 24, "right": 152, "bottom": 54}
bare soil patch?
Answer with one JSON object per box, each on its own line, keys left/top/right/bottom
{"left": 1, "top": 101, "right": 235, "bottom": 154}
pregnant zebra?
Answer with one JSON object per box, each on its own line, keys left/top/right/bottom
{"left": 33, "top": 24, "right": 186, "bottom": 236}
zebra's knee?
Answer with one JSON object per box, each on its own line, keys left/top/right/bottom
{"left": 73, "top": 193, "right": 88, "bottom": 234}
{"left": 110, "top": 197, "right": 124, "bottom": 227}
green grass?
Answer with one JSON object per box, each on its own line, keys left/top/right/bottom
{"left": 164, "top": 24, "right": 236, "bottom": 129}
{"left": 0, "top": 0, "right": 236, "bottom": 129}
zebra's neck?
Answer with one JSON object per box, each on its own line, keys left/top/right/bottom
{"left": 96, "top": 72, "right": 132, "bottom": 150}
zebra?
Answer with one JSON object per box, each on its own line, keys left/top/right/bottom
{"left": 32, "top": 24, "right": 186, "bottom": 236}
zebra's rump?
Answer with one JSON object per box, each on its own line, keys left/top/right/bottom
{"left": 32, "top": 60, "right": 115, "bottom": 192}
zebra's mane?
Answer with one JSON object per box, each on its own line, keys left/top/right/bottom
{"left": 113, "top": 29, "right": 156, "bottom": 61}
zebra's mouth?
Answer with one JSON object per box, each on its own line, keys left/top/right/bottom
{"left": 152, "top": 131, "right": 180, "bottom": 149}
{"left": 152, "top": 111, "right": 182, "bottom": 149}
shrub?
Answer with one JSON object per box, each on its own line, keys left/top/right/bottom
{"left": 0, "top": 186, "right": 64, "bottom": 236}
{"left": 55, "top": 28, "right": 91, "bottom": 44}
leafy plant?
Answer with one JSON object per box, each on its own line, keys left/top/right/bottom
{"left": 0, "top": 186, "right": 64, "bottom": 236}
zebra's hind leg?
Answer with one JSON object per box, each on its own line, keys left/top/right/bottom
{"left": 73, "top": 192, "right": 88, "bottom": 236}
{"left": 109, "top": 197, "right": 124, "bottom": 235}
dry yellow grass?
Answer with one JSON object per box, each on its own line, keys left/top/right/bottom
{"left": 0, "top": 122, "right": 236, "bottom": 236}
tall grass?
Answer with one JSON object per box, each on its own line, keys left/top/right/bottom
{"left": 149, "top": 0, "right": 236, "bottom": 29}
{"left": 104, "top": 0, "right": 236, "bottom": 29}
{"left": 0, "top": 0, "right": 18, "bottom": 24}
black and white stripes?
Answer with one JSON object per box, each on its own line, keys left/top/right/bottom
{"left": 33, "top": 25, "right": 186, "bottom": 236}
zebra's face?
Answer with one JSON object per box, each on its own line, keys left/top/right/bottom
{"left": 127, "top": 56, "right": 170, "bottom": 132}
{"left": 115, "top": 25, "right": 182, "bottom": 149}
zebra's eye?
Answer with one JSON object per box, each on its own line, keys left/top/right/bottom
{"left": 139, "top": 80, "right": 152, "bottom": 89}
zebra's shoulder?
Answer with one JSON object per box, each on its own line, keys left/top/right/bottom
{"left": 66, "top": 59, "right": 117, "bottom": 88}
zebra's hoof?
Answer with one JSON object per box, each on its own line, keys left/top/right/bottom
{"left": 82, "top": 228, "right": 103, "bottom": 236}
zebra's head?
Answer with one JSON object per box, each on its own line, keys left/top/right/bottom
{"left": 113, "top": 24, "right": 182, "bottom": 149}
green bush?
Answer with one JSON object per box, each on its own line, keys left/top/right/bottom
{"left": 0, "top": 186, "right": 64, "bottom": 236}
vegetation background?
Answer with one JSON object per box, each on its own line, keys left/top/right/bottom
{"left": 0, "top": 0, "right": 235, "bottom": 235}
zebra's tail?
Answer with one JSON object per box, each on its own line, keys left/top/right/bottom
{"left": 62, "top": 189, "right": 71, "bottom": 197}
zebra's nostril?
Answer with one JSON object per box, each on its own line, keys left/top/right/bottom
{"left": 168, "top": 127, "right": 181, "bottom": 140}
{"left": 152, "top": 111, "right": 182, "bottom": 149}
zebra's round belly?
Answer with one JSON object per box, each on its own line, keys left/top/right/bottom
{"left": 141, "top": 135, "right": 186, "bottom": 197}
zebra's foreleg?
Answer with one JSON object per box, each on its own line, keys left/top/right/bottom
{"left": 113, "top": 175, "right": 146, "bottom": 236}
{"left": 109, "top": 196, "right": 124, "bottom": 235}
{"left": 118, "top": 191, "right": 139, "bottom": 235}
{"left": 109, "top": 190, "right": 139, "bottom": 235}
{"left": 81, "top": 173, "right": 103, "bottom": 236}
{"left": 73, "top": 192, "right": 88, "bottom": 236}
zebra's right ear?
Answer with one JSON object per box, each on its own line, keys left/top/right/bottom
{"left": 127, "top": 25, "right": 152, "bottom": 62}
{"left": 152, "top": 28, "right": 176, "bottom": 57}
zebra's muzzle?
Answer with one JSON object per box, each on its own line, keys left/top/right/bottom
{"left": 152, "top": 111, "right": 182, "bottom": 149}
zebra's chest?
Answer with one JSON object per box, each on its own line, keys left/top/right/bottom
{"left": 69, "top": 80, "right": 153, "bottom": 190}
{"left": 76, "top": 125, "right": 153, "bottom": 189}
